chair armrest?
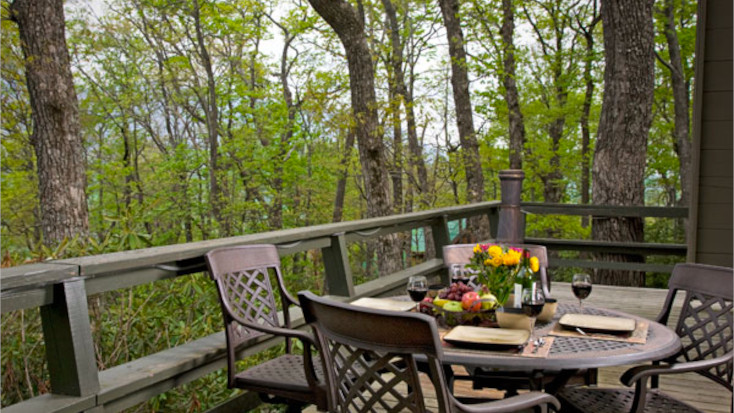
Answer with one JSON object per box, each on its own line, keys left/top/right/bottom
{"left": 620, "top": 351, "right": 734, "bottom": 386}
{"left": 231, "top": 313, "right": 317, "bottom": 347}
{"left": 452, "top": 391, "right": 560, "bottom": 413}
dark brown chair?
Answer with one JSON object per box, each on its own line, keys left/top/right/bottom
{"left": 205, "top": 245, "right": 327, "bottom": 412}
{"left": 557, "top": 262, "right": 733, "bottom": 413}
{"left": 298, "top": 290, "right": 561, "bottom": 413}
{"left": 443, "top": 244, "right": 596, "bottom": 395}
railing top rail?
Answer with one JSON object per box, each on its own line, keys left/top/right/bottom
{"left": 0, "top": 201, "right": 500, "bottom": 292}
{"left": 522, "top": 203, "right": 689, "bottom": 218}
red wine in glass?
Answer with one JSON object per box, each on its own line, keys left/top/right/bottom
{"left": 407, "top": 275, "right": 428, "bottom": 311}
{"left": 407, "top": 287, "right": 428, "bottom": 302}
{"left": 522, "top": 302, "right": 544, "bottom": 317}
{"left": 572, "top": 274, "right": 592, "bottom": 309}
{"left": 521, "top": 286, "right": 545, "bottom": 343}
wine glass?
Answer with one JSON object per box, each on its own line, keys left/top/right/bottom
{"left": 407, "top": 275, "right": 428, "bottom": 311}
{"left": 572, "top": 273, "right": 592, "bottom": 310}
{"left": 521, "top": 286, "right": 545, "bottom": 344}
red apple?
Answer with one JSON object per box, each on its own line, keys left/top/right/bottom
{"left": 419, "top": 297, "right": 433, "bottom": 314}
{"left": 461, "top": 291, "right": 481, "bottom": 312}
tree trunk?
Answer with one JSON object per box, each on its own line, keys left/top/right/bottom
{"left": 659, "top": 0, "right": 692, "bottom": 212}
{"left": 501, "top": 0, "right": 526, "bottom": 170}
{"left": 191, "top": 0, "right": 225, "bottom": 235}
{"left": 333, "top": 130, "right": 356, "bottom": 223}
{"left": 270, "top": 32, "right": 297, "bottom": 230}
{"left": 577, "top": 5, "right": 600, "bottom": 227}
{"left": 382, "top": 0, "right": 434, "bottom": 259}
{"left": 308, "top": 0, "right": 402, "bottom": 275}
{"left": 10, "top": 0, "right": 89, "bottom": 245}
{"left": 438, "top": 0, "right": 489, "bottom": 240}
{"left": 592, "top": 0, "right": 655, "bottom": 286}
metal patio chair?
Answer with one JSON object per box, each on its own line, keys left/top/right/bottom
{"left": 298, "top": 290, "right": 561, "bottom": 413}
{"left": 205, "top": 245, "right": 327, "bottom": 412}
{"left": 556, "top": 262, "right": 733, "bottom": 413}
{"left": 443, "top": 243, "right": 597, "bottom": 394}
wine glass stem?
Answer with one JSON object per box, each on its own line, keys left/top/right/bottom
{"left": 530, "top": 317, "right": 536, "bottom": 341}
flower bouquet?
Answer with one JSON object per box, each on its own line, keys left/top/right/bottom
{"left": 467, "top": 244, "right": 539, "bottom": 308}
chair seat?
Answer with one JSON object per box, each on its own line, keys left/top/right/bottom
{"left": 557, "top": 386, "right": 703, "bottom": 413}
{"left": 234, "top": 354, "right": 324, "bottom": 398}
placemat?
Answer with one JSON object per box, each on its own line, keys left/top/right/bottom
{"left": 548, "top": 319, "right": 649, "bottom": 344}
{"left": 439, "top": 329, "right": 554, "bottom": 358}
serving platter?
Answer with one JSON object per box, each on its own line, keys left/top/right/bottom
{"left": 349, "top": 297, "right": 415, "bottom": 312}
{"left": 443, "top": 326, "right": 529, "bottom": 349}
{"left": 558, "top": 313, "right": 636, "bottom": 333}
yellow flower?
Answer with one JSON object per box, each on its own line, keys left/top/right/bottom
{"left": 491, "top": 256, "right": 503, "bottom": 267}
{"left": 530, "top": 256, "right": 540, "bottom": 273}
{"left": 473, "top": 244, "right": 482, "bottom": 254}
{"left": 484, "top": 258, "right": 492, "bottom": 266}
{"left": 488, "top": 245, "right": 503, "bottom": 258}
{"left": 503, "top": 249, "right": 521, "bottom": 266}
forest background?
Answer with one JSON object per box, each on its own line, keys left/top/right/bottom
{"left": 1, "top": 0, "right": 695, "bottom": 411}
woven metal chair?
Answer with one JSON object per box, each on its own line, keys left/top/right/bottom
{"left": 443, "top": 243, "right": 597, "bottom": 395}
{"left": 205, "top": 245, "right": 327, "bottom": 412}
{"left": 298, "top": 290, "right": 561, "bottom": 413}
{"left": 557, "top": 262, "right": 733, "bottom": 413}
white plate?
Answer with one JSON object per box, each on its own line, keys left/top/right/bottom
{"left": 444, "top": 326, "right": 530, "bottom": 348}
{"left": 350, "top": 297, "right": 415, "bottom": 312}
{"left": 559, "top": 314, "right": 636, "bottom": 333}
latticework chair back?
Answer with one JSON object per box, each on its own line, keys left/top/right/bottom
{"left": 443, "top": 243, "right": 551, "bottom": 296}
{"left": 299, "top": 291, "right": 453, "bottom": 413}
{"left": 659, "top": 263, "right": 733, "bottom": 390}
{"left": 206, "top": 245, "right": 288, "bottom": 385}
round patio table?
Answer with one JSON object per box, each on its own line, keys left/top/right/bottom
{"left": 438, "top": 303, "right": 682, "bottom": 394}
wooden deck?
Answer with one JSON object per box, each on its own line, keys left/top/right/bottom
{"left": 305, "top": 282, "right": 732, "bottom": 413}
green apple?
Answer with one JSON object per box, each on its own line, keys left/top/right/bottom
{"left": 480, "top": 293, "right": 498, "bottom": 310}
{"left": 443, "top": 301, "right": 463, "bottom": 312}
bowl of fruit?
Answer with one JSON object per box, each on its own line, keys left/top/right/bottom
{"left": 423, "top": 282, "right": 499, "bottom": 327}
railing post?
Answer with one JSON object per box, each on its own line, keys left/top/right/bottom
{"left": 431, "top": 215, "right": 451, "bottom": 258}
{"left": 431, "top": 215, "right": 451, "bottom": 284}
{"left": 322, "top": 233, "right": 355, "bottom": 296}
{"left": 497, "top": 169, "right": 526, "bottom": 244}
{"left": 40, "top": 277, "right": 100, "bottom": 397}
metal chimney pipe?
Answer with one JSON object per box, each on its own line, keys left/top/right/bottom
{"left": 497, "top": 169, "right": 525, "bottom": 244}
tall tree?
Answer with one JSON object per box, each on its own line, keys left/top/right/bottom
{"left": 656, "top": 0, "right": 692, "bottom": 210}
{"left": 307, "top": 0, "right": 403, "bottom": 275}
{"left": 573, "top": 0, "right": 601, "bottom": 227}
{"left": 438, "top": 0, "right": 489, "bottom": 240}
{"left": 9, "top": 0, "right": 89, "bottom": 245}
{"left": 501, "top": 0, "right": 526, "bottom": 170}
{"left": 592, "top": 0, "right": 655, "bottom": 286}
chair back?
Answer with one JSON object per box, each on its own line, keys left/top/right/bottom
{"left": 298, "top": 291, "right": 453, "bottom": 412}
{"left": 443, "top": 243, "right": 552, "bottom": 297}
{"left": 659, "top": 263, "right": 733, "bottom": 390}
{"left": 205, "top": 245, "right": 286, "bottom": 385}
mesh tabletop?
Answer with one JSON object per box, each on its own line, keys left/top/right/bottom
{"left": 440, "top": 303, "right": 682, "bottom": 371}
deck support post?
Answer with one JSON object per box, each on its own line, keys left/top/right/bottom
{"left": 431, "top": 215, "right": 452, "bottom": 285}
{"left": 322, "top": 233, "right": 354, "bottom": 296}
{"left": 497, "top": 169, "right": 526, "bottom": 244}
{"left": 40, "top": 277, "right": 100, "bottom": 397}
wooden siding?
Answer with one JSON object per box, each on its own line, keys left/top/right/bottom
{"left": 690, "top": 0, "right": 734, "bottom": 267}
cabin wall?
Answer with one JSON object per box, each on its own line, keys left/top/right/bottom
{"left": 689, "top": 0, "right": 733, "bottom": 266}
